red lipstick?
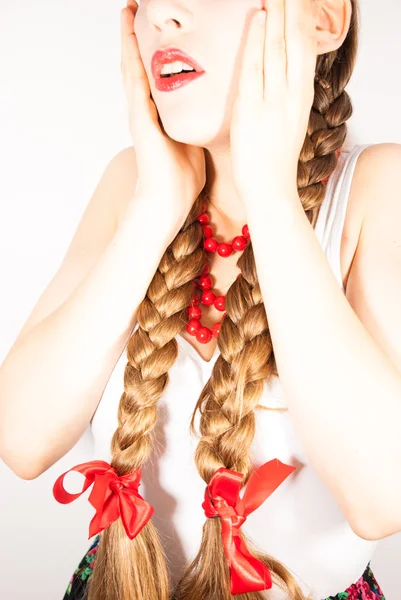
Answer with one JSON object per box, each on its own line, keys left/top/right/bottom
{"left": 151, "top": 47, "right": 206, "bottom": 92}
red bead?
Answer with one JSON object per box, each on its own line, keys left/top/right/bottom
{"left": 213, "top": 295, "right": 225, "bottom": 311}
{"left": 202, "top": 225, "right": 213, "bottom": 238}
{"left": 242, "top": 224, "right": 250, "bottom": 239}
{"left": 204, "top": 237, "right": 218, "bottom": 252}
{"left": 185, "top": 206, "right": 250, "bottom": 349}
{"left": 201, "top": 290, "right": 216, "bottom": 306}
{"left": 198, "top": 213, "right": 209, "bottom": 225}
{"left": 188, "top": 305, "right": 202, "bottom": 319}
{"left": 200, "top": 263, "right": 210, "bottom": 276}
{"left": 232, "top": 235, "right": 248, "bottom": 251}
{"left": 187, "top": 319, "right": 202, "bottom": 336}
{"left": 217, "top": 243, "right": 233, "bottom": 257}
{"left": 198, "top": 275, "right": 212, "bottom": 290}
{"left": 196, "top": 327, "right": 213, "bottom": 344}
{"left": 212, "top": 322, "right": 220, "bottom": 338}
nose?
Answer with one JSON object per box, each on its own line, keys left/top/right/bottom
{"left": 146, "top": 0, "right": 194, "bottom": 32}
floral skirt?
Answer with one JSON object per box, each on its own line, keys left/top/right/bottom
{"left": 63, "top": 533, "right": 386, "bottom": 600}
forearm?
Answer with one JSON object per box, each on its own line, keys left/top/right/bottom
{"left": 246, "top": 193, "right": 401, "bottom": 539}
{"left": 0, "top": 194, "right": 174, "bottom": 479}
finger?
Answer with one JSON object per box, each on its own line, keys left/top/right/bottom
{"left": 120, "top": 1, "right": 138, "bottom": 73}
{"left": 120, "top": 2, "right": 150, "bottom": 105}
{"left": 236, "top": 10, "right": 267, "bottom": 104}
{"left": 122, "top": 3, "right": 150, "bottom": 95}
{"left": 286, "top": 0, "right": 318, "bottom": 93}
{"left": 264, "top": 0, "right": 287, "bottom": 100}
{"left": 120, "top": 6, "right": 130, "bottom": 74}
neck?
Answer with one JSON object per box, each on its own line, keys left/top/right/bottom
{"left": 204, "top": 148, "right": 247, "bottom": 234}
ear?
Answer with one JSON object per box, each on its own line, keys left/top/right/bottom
{"left": 314, "top": 0, "right": 353, "bottom": 56}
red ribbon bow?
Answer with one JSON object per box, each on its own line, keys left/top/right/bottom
{"left": 53, "top": 460, "right": 154, "bottom": 540}
{"left": 202, "top": 458, "right": 296, "bottom": 595}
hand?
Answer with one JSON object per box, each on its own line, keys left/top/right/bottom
{"left": 121, "top": 0, "right": 206, "bottom": 221}
{"left": 229, "top": 0, "right": 318, "bottom": 205}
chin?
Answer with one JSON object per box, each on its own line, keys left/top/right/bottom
{"left": 158, "top": 111, "right": 230, "bottom": 150}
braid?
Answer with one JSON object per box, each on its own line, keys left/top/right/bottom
{"left": 82, "top": 2, "right": 359, "bottom": 599}
{"left": 174, "top": 4, "right": 360, "bottom": 599}
{"left": 86, "top": 194, "right": 209, "bottom": 600}
{"left": 300, "top": 4, "right": 359, "bottom": 225}
{"left": 173, "top": 226, "right": 302, "bottom": 600}
{"left": 193, "top": 244, "right": 275, "bottom": 479}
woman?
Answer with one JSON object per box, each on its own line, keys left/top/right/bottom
{"left": 2, "top": 0, "right": 399, "bottom": 598}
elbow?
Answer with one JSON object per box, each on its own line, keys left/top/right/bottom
{"left": 0, "top": 439, "right": 44, "bottom": 480}
{"left": 2, "top": 455, "right": 43, "bottom": 480}
{"left": 350, "top": 519, "right": 383, "bottom": 541}
{"left": 351, "top": 519, "right": 399, "bottom": 542}
{"left": 354, "top": 513, "right": 401, "bottom": 541}
{"left": 348, "top": 503, "right": 399, "bottom": 541}
{"left": 15, "top": 466, "right": 43, "bottom": 481}
{"left": 348, "top": 479, "right": 401, "bottom": 541}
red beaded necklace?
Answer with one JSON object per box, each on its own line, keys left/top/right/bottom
{"left": 185, "top": 149, "right": 342, "bottom": 345}
{"left": 186, "top": 149, "right": 341, "bottom": 344}
{"left": 185, "top": 202, "right": 250, "bottom": 345}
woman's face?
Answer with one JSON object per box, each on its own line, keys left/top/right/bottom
{"left": 134, "top": 0, "right": 264, "bottom": 148}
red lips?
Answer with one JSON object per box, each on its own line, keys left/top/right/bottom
{"left": 151, "top": 47, "right": 205, "bottom": 81}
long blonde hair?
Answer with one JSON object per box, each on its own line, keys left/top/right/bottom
{"left": 86, "top": 3, "right": 360, "bottom": 598}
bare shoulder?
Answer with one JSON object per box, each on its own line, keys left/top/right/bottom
{"left": 341, "top": 142, "right": 401, "bottom": 292}
{"left": 80, "top": 144, "right": 138, "bottom": 234}
{"left": 103, "top": 145, "right": 138, "bottom": 229}
{"left": 351, "top": 142, "right": 401, "bottom": 221}
{"left": 338, "top": 143, "right": 381, "bottom": 290}
{"left": 342, "top": 142, "right": 401, "bottom": 241}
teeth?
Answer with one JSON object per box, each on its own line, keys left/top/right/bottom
{"left": 160, "top": 61, "right": 196, "bottom": 76}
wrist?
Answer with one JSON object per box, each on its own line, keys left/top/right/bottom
{"left": 244, "top": 187, "right": 301, "bottom": 220}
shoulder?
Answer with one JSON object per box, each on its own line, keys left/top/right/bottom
{"left": 354, "top": 141, "right": 401, "bottom": 164}
{"left": 341, "top": 142, "right": 401, "bottom": 243}
{"left": 111, "top": 144, "right": 137, "bottom": 167}
{"left": 105, "top": 145, "right": 139, "bottom": 228}
{"left": 353, "top": 142, "right": 401, "bottom": 221}
{"left": 108, "top": 145, "right": 138, "bottom": 184}
{"left": 355, "top": 141, "right": 401, "bottom": 174}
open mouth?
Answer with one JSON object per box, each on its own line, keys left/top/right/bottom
{"left": 160, "top": 69, "right": 197, "bottom": 78}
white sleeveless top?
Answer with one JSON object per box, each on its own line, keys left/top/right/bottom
{"left": 91, "top": 143, "right": 377, "bottom": 599}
